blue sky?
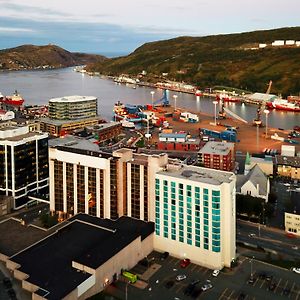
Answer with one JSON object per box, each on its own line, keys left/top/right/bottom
{"left": 0, "top": 0, "right": 299, "bottom": 55}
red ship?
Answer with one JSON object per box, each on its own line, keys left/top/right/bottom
{"left": 266, "top": 98, "right": 300, "bottom": 112}
{"left": 1, "top": 90, "right": 25, "bottom": 106}
{"left": 215, "top": 93, "right": 240, "bottom": 102}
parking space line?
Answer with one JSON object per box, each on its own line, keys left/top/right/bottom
{"left": 175, "top": 284, "right": 182, "bottom": 293}
{"left": 228, "top": 290, "right": 234, "bottom": 298}
{"left": 274, "top": 278, "right": 281, "bottom": 293}
{"left": 191, "top": 264, "right": 198, "bottom": 272}
{"left": 259, "top": 279, "right": 265, "bottom": 289}
{"left": 291, "top": 282, "right": 296, "bottom": 298}
{"left": 218, "top": 288, "right": 228, "bottom": 300}
{"left": 296, "top": 288, "right": 300, "bottom": 300}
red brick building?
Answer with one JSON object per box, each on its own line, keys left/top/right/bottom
{"left": 198, "top": 141, "right": 235, "bottom": 171}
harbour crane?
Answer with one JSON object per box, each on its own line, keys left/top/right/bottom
{"left": 253, "top": 80, "right": 272, "bottom": 126}
{"left": 153, "top": 89, "right": 170, "bottom": 107}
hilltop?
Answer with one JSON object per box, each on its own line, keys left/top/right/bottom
{"left": 0, "top": 44, "right": 106, "bottom": 71}
{"left": 87, "top": 27, "right": 300, "bottom": 96}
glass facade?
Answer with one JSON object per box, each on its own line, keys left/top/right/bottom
{"left": 155, "top": 178, "right": 221, "bottom": 253}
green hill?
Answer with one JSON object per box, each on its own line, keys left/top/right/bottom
{"left": 88, "top": 27, "right": 300, "bottom": 97}
{"left": 0, "top": 44, "right": 106, "bottom": 71}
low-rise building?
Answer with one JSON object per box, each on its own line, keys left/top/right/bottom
{"left": 275, "top": 155, "right": 300, "bottom": 180}
{"left": 5, "top": 214, "right": 154, "bottom": 300}
{"left": 198, "top": 141, "right": 235, "bottom": 171}
{"left": 236, "top": 165, "right": 270, "bottom": 201}
{"left": 244, "top": 153, "right": 274, "bottom": 176}
{"left": 0, "top": 195, "right": 13, "bottom": 216}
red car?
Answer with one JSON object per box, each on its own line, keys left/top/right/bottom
{"left": 180, "top": 258, "right": 191, "bottom": 268}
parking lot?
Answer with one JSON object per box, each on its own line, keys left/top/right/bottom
{"left": 104, "top": 252, "right": 300, "bottom": 300}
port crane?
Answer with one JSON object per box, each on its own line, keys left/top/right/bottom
{"left": 153, "top": 89, "right": 170, "bottom": 107}
{"left": 253, "top": 80, "right": 272, "bottom": 126}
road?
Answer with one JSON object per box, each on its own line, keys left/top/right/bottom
{"left": 237, "top": 220, "right": 300, "bottom": 259}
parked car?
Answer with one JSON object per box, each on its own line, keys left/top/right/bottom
{"left": 212, "top": 270, "right": 220, "bottom": 277}
{"left": 176, "top": 274, "right": 187, "bottom": 281}
{"left": 184, "top": 283, "right": 196, "bottom": 295}
{"left": 160, "top": 251, "right": 169, "bottom": 260}
{"left": 238, "top": 293, "right": 246, "bottom": 300}
{"left": 201, "top": 283, "right": 213, "bottom": 291}
{"left": 180, "top": 258, "right": 191, "bottom": 268}
{"left": 292, "top": 267, "right": 300, "bottom": 274}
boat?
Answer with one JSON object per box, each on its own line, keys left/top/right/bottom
{"left": 216, "top": 93, "right": 240, "bottom": 102}
{"left": 0, "top": 92, "right": 4, "bottom": 101}
{"left": 113, "top": 101, "right": 143, "bottom": 123}
{"left": 1, "top": 90, "right": 25, "bottom": 106}
{"left": 266, "top": 98, "right": 300, "bottom": 112}
{"left": 195, "top": 90, "right": 203, "bottom": 97}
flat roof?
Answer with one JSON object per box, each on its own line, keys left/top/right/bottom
{"left": 49, "top": 95, "right": 97, "bottom": 103}
{"left": 199, "top": 141, "right": 234, "bottom": 155}
{"left": 0, "top": 219, "right": 51, "bottom": 257}
{"left": 49, "top": 135, "right": 99, "bottom": 152}
{"left": 157, "top": 165, "right": 235, "bottom": 185}
{"left": 0, "top": 130, "right": 47, "bottom": 142}
{"left": 276, "top": 155, "right": 300, "bottom": 167}
{"left": 11, "top": 214, "right": 154, "bottom": 300}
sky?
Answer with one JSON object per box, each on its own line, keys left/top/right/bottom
{"left": 0, "top": 0, "right": 299, "bottom": 55}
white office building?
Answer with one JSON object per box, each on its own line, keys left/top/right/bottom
{"left": 154, "top": 164, "right": 236, "bottom": 269}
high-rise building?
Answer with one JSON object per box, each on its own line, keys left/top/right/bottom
{"left": 154, "top": 164, "right": 236, "bottom": 269}
{"left": 0, "top": 126, "right": 49, "bottom": 208}
{"left": 48, "top": 95, "right": 98, "bottom": 120}
{"left": 41, "top": 95, "right": 101, "bottom": 136}
{"left": 198, "top": 141, "right": 235, "bottom": 171}
{"left": 49, "top": 141, "right": 168, "bottom": 221}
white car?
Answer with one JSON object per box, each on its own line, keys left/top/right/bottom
{"left": 212, "top": 270, "right": 220, "bottom": 277}
{"left": 292, "top": 267, "right": 300, "bottom": 274}
{"left": 176, "top": 274, "right": 187, "bottom": 281}
{"left": 201, "top": 283, "right": 213, "bottom": 291}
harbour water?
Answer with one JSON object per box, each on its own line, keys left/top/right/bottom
{"left": 0, "top": 68, "right": 299, "bottom": 129}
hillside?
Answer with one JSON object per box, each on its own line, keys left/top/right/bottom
{"left": 0, "top": 44, "right": 106, "bottom": 71}
{"left": 87, "top": 27, "right": 300, "bottom": 96}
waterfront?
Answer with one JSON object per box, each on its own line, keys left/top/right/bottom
{"left": 0, "top": 68, "right": 299, "bottom": 129}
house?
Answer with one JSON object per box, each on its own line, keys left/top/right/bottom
{"left": 236, "top": 165, "right": 270, "bottom": 201}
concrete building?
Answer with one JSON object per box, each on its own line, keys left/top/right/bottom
{"left": 49, "top": 142, "right": 168, "bottom": 222}
{"left": 285, "top": 213, "right": 300, "bottom": 237}
{"left": 41, "top": 95, "right": 101, "bottom": 136}
{"left": 236, "top": 165, "right": 270, "bottom": 201}
{"left": 48, "top": 95, "right": 98, "bottom": 120}
{"left": 272, "top": 40, "right": 284, "bottom": 46}
{"left": 275, "top": 155, "right": 300, "bottom": 180}
{"left": 0, "top": 126, "right": 49, "bottom": 208}
{"left": 0, "top": 195, "right": 13, "bottom": 216}
{"left": 154, "top": 164, "right": 236, "bottom": 269}
{"left": 198, "top": 141, "right": 235, "bottom": 171}
{"left": 5, "top": 214, "right": 154, "bottom": 300}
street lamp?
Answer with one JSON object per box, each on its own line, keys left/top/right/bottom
{"left": 173, "top": 94, "right": 178, "bottom": 111}
{"left": 213, "top": 100, "right": 218, "bottom": 125}
{"left": 264, "top": 109, "right": 269, "bottom": 138}
{"left": 250, "top": 256, "right": 255, "bottom": 278}
{"left": 150, "top": 91, "right": 155, "bottom": 106}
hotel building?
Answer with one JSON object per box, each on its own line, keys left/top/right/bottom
{"left": 154, "top": 164, "right": 236, "bottom": 269}
{"left": 0, "top": 126, "right": 49, "bottom": 208}
{"left": 49, "top": 140, "right": 168, "bottom": 221}
{"left": 198, "top": 141, "right": 235, "bottom": 171}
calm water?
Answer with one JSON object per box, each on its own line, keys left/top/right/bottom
{"left": 0, "top": 68, "right": 299, "bottom": 129}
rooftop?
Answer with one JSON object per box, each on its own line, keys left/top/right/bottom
{"left": 275, "top": 155, "right": 300, "bottom": 167}
{"left": 11, "top": 214, "right": 154, "bottom": 300}
{"left": 49, "top": 95, "right": 97, "bottom": 103}
{"left": 157, "top": 165, "right": 235, "bottom": 185}
{"left": 199, "top": 141, "right": 235, "bottom": 155}
{"left": 49, "top": 135, "right": 99, "bottom": 152}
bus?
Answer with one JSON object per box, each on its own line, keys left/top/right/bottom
{"left": 122, "top": 271, "right": 137, "bottom": 283}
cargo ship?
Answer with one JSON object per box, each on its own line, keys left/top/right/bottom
{"left": 113, "top": 101, "right": 143, "bottom": 123}
{"left": 0, "top": 90, "right": 25, "bottom": 106}
{"left": 266, "top": 98, "right": 300, "bottom": 112}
